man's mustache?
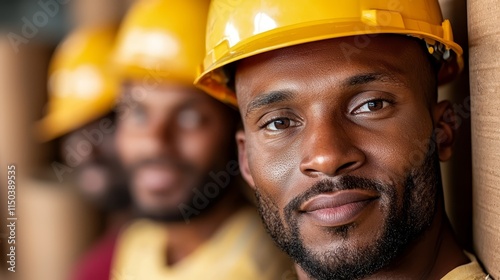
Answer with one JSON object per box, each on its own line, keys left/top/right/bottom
{"left": 285, "top": 176, "right": 388, "bottom": 215}
{"left": 77, "top": 158, "right": 110, "bottom": 170}
{"left": 127, "top": 155, "right": 196, "bottom": 175}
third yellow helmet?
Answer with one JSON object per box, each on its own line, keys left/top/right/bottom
{"left": 35, "top": 25, "right": 118, "bottom": 142}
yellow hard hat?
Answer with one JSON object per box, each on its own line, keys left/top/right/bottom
{"left": 195, "top": 0, "right": 464, "bottom": 107}
{"left": 112, "top": 0, "right": 210, "bottom": 85}
{"left": 35, "top": 25, "right": 119, "bottom": 142}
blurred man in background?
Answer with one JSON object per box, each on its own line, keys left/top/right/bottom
{"left": 35, "top": 25, "right": 131, "bottom": 280}
{"left": 109, "top": 0, "right": 292, "bottom": 279}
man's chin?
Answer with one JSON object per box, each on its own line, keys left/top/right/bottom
{"left": 134, "top": 205, "right": 188, "bottom": 223}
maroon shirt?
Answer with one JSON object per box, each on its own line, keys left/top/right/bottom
{"left": 71, "top": 226, "right": 121, "bottom": 280}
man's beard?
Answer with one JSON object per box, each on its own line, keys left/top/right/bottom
{"left": 74, "top": 157, "right": 131, "bottom": 212}
{"left": 255, "top": 141, "right": 441, "bottom": 280}
{"left": 96, "top": 182, "right": 131, "bottom": 212}
{"left": 79, "top": 160, "right": 132, "bottom": 212}
{"left": 132, "top": 178, "right": 231, "bottom": 223}
{"left": 129, "top": 156, "right": 232, "bottom": 223}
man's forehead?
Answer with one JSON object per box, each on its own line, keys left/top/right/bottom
{"left": 237, "top": 35, "right": 422, "bottom": 68}
{"left": 235, "top": 35, "right": 421, "bottom": 106}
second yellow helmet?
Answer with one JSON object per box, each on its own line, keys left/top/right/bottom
{"left": 113, "top": 0, "right": 210, "bottom": 85}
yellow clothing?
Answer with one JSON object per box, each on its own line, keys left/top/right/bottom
{"left": 110, "top": 207, "right": 293, "bottom": 280}
{"left": 441, "top": 252, "right": 489, "bottom": 280}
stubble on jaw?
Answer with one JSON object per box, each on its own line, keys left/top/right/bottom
{"left": 254, "top": 144, "right": 440, "bottom": 280}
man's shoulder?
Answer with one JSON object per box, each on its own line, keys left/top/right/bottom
{"left": 109, "top": 209, "right": 293, "bottom": 280}
{"left": 441, "top": 252, "right": 490, "bottom": 280}
{"left": 206, "top": 206, "right": 295, "bottom": 279}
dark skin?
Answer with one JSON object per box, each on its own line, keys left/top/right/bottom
{"left": 234, "top": 36, "right": 468, "bottom": 279}
{"left": 115, "top": 81, "right": 244, "bottom": 265}
{"left": 61, "top": 115, "right": 130, "bottom": 212}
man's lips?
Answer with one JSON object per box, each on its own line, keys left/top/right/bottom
{"left": 135, "top": 166, "right": 182, "bottom": 193}
{"left": 300, "top": 190, "right": 379, "bottom": 212}
{"left": 299, "top": 190, "right": 379, "bottom": 227}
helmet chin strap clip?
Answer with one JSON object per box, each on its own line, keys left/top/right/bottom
{"left": 426, "top": 41, "right": 452, "bottom": 62}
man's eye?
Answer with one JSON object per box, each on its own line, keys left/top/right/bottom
{"left": 128, "top": 106, "right": 147, "bottom": 124}
{"left": 177, "top": 109, "right": 204, "bottom": 130}
{"left": 353, "top": 99, "right": 392, "bottom": 114}
{"left": 265, "top": 118, "right": 293, "bottom": 131}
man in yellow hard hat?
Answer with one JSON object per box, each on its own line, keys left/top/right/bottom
{"left": 196, "top": 0, "right": 489, "bottom": 279}
{"left": 109, "top": 0, "right": 292, "bottom": 279}
{"left": 35, "top": 26, "right": 131, "bottom": 280}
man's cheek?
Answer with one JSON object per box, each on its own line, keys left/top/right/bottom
{"left": 364, "top": 121, "right": 428, "bottom": 181}
{"left": 248, "top": 144, "right": 297, "bottom": 203}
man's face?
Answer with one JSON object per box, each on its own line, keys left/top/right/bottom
{"left": 235, "top": 36, "right": 448, "bottom": 279}
{"left": 61, "top": 116, "right": 130, "bottom": 211}
{"left": 116, "top": 82, "right": 237, "bottom": 222}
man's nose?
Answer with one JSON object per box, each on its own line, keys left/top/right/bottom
{"left": 138, "top": 115, "right": 177, "bottom": 155}
{"left": 299, "top": 119, "right": 365, "bottom": 178}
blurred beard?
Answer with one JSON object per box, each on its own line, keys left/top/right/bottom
{"left": 96, "top": 182, "right": 131, "bottom": 212}
{"left": 129, "top": 156, "right": 233, "bottom": 223}
{"left": 133, "top": 173, "right": 232, "bottom": 223}
{"left": 255, "top": 139, "right": 441, "bottom": 280}
{"left": 77, "top": 160, "right": 131, "bottom": 212}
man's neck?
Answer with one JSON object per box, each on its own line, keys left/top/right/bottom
{"left": 164, "top": 188, "right": 247, "bottom": 266}
{"left": 373, "top": 209, "right": 468, "bottom": 279}
{"left": 105, "top": 208, "right": 132, "bottom": 230}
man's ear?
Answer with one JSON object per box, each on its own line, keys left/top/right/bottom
{"left": 236, "top": 130, "right": 256, "bottom": 188}
{"left": 433, "top": 100, "right": 457, "bottom": 161}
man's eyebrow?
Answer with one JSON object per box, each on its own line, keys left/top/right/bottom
{"left": 244, "top": 73, "right": 403, "bottom": 117}
{"left": 345, "top": 73, "right": 404, "bottom": 87}
{"left": 245, "top": 90, "right": 294, "bottom": 117}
